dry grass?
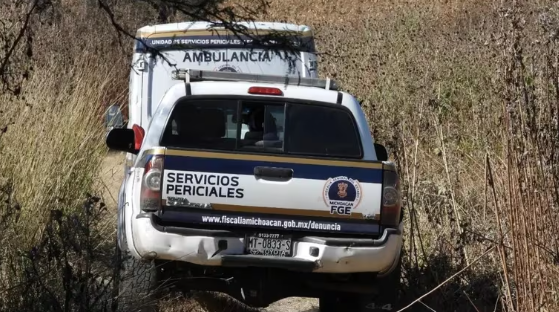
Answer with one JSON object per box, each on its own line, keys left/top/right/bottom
{"left": 1, "top": 0, "right": 559, "bottom": 311}
{"left": 0, "top": 51, "right": 125, "bottom": 312}
{"left": 228, "top": 0, "right": 559, "bottom": 311}
{"left": 0, "top": 4, "right": 136, "bottom": 310}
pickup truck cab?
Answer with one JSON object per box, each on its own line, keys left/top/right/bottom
{"left": 107, "top": 69, "right": 404, "bottom": 312}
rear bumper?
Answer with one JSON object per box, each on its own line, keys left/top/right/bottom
{"left": 128, "top": 214, "right": 403, "bottom": 274}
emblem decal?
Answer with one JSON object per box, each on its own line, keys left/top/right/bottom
{"left": 215, "top": 64, "right": 241, "bottom": 73}
{"left": 337, "top": 182, "right": 349, "bottom": 198}
{"left": 323, "top": 176, "right": 362, "bottom": 216}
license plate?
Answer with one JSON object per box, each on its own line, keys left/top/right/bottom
{"left": 245, "top": 233, "right": 292, "bottom": 257}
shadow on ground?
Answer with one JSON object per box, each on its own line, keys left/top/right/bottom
{"left": 184, "top": 252, "right": 501, "bottom": 312}
{"left": 158, "top": 251, "right": 501, "bottom": 312}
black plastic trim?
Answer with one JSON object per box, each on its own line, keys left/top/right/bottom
{"left": 253, "top": 166, "right": 294, "bottom": 179}
{"left": 336, "top": 92, "right": 343, "bottom": 104}
{"left": 299, "top": 227, "right": 400, "bottom": 247}
{"left": 150, "top": 214, "right": 400, "bottom": 246}
{"left": 220, "top": 255, "right": 318, "bottom": 272}
{"left": 150, "top": 215, "right": 238, "bottom": 237}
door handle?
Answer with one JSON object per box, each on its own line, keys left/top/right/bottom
{"left": 253, "top": 166, "right": 293, "bottom": 180}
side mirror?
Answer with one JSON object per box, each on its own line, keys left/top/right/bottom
{"left": 374, "top": 143, "right": 388, "bottom": 161}
{"left": 105, "top": 104, "right": 125, "bottom": 129}
{"left": 106, "top": 124, "right": 145, "bottom": 154}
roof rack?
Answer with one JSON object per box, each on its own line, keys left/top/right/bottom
{"left": 171, "top": 69, "right": 339, "bottom": 91}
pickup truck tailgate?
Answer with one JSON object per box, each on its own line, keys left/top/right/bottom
{"left": 160, "top": 149, "right": 383, "bottom": 235}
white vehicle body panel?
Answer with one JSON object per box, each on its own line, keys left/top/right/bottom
{"left": 161, "top": 169, "right": 382, "bottom": 216}
{"left": 129, "top": 21, "right": 319, "bottom": 131}
{"left": 129, "top": 217, "right": 403, "bottom": 274}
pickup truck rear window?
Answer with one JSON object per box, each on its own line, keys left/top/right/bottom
{"left": 160, "top": 98, "right": 363, "bottom": 158}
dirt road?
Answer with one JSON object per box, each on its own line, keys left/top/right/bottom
{"left": 99, "top": 152, "right": 319, "bottom": 312}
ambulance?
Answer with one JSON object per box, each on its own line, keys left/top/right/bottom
{"left": 128, "top": 21, "right": 318, "bottom": 129}
{"left": 116, "top": 21, "right": 319, "bottom": 172}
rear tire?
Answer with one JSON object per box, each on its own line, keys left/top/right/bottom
{"left": 116, "top": 235, "right": 161, "bottom": 312}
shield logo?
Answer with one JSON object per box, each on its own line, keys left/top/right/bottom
{"left": 337, "top": 182, "right": 348, "bottom": 199}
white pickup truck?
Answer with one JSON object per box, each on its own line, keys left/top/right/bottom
{"left": 107, "top": 69, "right": 404, "bottom": 312}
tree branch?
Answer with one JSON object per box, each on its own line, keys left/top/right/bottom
{"left": 0, "top": 0, "right": 39, "bottom": 92}
{"left": 397, "top": 245, "right": 497, "bottom": 311}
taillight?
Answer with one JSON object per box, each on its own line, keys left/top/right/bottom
{"left": 248, "top": 86, "right": 284, "bottom": 96}
{"left": 380, "top": 168, "right": 402, "bottom": 228}
{"left": 132, "top": 124, "right": 145, "bottom": 151}
{"left": 140, "top": 155, "right": 164, "bottom": 212}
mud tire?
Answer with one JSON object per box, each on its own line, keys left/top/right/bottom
{"left": 115, "top": 235, "right": 161, "bottom": 312}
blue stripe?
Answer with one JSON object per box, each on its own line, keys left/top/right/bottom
{"left": 134, "top": 35, "right": 316, "bottom": 53}
{"left": 164, "top": 155, "right": 383, "bottom": 183}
